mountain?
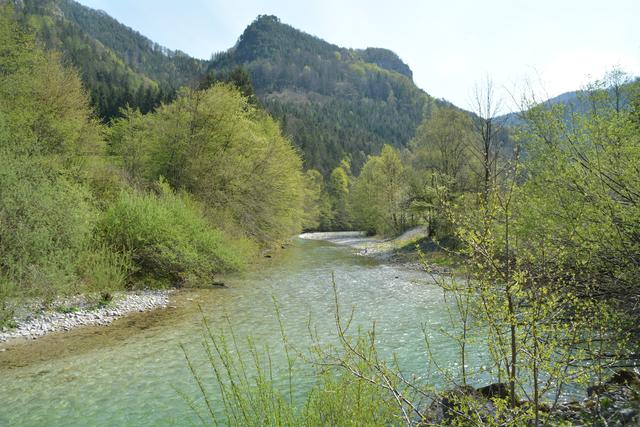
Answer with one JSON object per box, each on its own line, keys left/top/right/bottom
{"left": 53, "top": 0, "right": 206, "bottom": 89}
{"left": 11, "top": 0, "right": 207, "bottom": 119}
{"left": 500, "top": 78, "right": 639, "bottom": 126}
{"left": 9, "top": 2, "right": 437, "bottom": 173}
{"left": 499, "top": 90, "right": 588, "bottom": 126}
{"left": 209, "top": 15, "right": 435, "bottom": 173}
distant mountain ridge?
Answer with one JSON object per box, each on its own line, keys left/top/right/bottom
{"left": 500, "top": 79, "right": 639, "bottom": 125}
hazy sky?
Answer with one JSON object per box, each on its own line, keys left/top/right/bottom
{"left": 77, "top": 0, "right": 639, "bottom": 110}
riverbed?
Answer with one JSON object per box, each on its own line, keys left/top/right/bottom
{"left": 0, "top": 234, "right": 477, "bottom": 426}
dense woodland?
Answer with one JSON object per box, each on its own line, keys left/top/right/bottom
{"left": 210, "top": 15, "right": 435, "bottom": 173}
{"left": 14, "top": 0, "right": 206, "bottom": 119}
{"left": 1, "top": 1, "right": 639, "bottom": 425}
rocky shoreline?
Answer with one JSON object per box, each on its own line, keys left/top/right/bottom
{"left": 428, "top": 370, "right": 640, "bottom": 426}
{"left": 0, "top": 290, "right": 172, "bottom": 344}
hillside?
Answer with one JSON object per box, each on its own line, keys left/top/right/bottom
{"left": 209, "top": 15, "right": 435, "bottom": 173}
{"left": 12, "top": 0, "right": 207, "bottom": 119}
{"left": 53, "top": 0, "right": 206, "bottom": 88}
{"left": 10, "top": 2, "right": 438, "bottom": 172}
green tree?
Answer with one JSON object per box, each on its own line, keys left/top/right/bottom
{"left": 410, "top": 107, "right": 476, "bottom": 191}
{"left": 110, "top": 83, "right": 307, "bottom": 245}
{"left": 327, "top": 160, "right": 352, "bottom": 230}
{"left": 203, "top": 66, "right": 259, "bottom": 106}
{"left": 301, "top": 169, "right": 333, "bottom": 231}
{"left": 351, "top": 145, "right": 409, "bottom": 235}
{"left": 518, "top": 75, "right": 640, "bottom": 312}
{"left": 0, "top": 5, "right": 101, "bottom": 159}
{"left": 433, "top": 74, "right": 640, "bottom": 422}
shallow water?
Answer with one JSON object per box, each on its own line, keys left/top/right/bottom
{"left": 0, "top": 236, "right": 480, "bottom": 426}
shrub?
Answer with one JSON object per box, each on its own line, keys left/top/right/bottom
{"left": 98, "top": 181, "right": 253, "bottom": 288}
{"left": 77, "top": 244, "right": 134, "bottom": 293}
{"left": 0, "top": 152, "right": 96, "bottom": 301}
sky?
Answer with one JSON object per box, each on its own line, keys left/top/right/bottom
{"left": 76, "top": 0, "right": 640, "bottom": 111}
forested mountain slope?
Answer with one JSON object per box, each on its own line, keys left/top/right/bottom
{"left": 210, "top": 15, "right": 435, "bottom": 173}
{"left": 10, "top": 0, "right": 206, "bottom": 119}
{"left": 8, "top": 1, "right": 443, "bottom": 172}
{"left": 53, "top": 0, "right": 206, "bottom": 88}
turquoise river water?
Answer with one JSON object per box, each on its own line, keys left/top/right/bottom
{"left": 0, "top": 235, "right": 484, "bottom": 426}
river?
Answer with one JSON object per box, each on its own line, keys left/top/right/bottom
{"left": 0, "top": 234, "right": 481, "bottom": 426}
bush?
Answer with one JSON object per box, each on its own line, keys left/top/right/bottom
{"left": 98, "top": 181, "right": 254, "bottom": 288}
{"left": 77, "top": 244, "right": 134, "bottom": 293}
{"left": 0, "top": 152, "right": 96, "bottom": 301}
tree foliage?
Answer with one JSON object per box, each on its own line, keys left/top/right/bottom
{"left": 352, "top": 145, "right": 408, "bottom": 235}
{"left": 110, "top": 83, "right": 307, "bottom": 245}
{"left": 515, "top": 76, "right": 640, "bottom": 309}
{"left": 410, "top": 107, "right": 477, "bottom": 192}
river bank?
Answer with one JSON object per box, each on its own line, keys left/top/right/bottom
{"left": 0, "top": 230, "right": 441, "bottom": 347}
{"left": 0, "top": 290, "right": 172, "bottom": 345}
{"left": 299, "top": 227, "right": 454, "bottom": 274}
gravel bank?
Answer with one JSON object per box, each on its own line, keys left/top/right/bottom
{"left": 300, "top": 229, "right": 454, "bottom": 275}
{"left": 0, "top": 290, "right": 171, "bottom": 344}
{"left": 301, "top": 227, "right": 429, "bottom": 259}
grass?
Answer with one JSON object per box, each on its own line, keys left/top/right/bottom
{"left": 57, "top": 305, "right": 80, "bottom": 314}
{"left": 180, "top": 290, "right": 424, "bottom": 426}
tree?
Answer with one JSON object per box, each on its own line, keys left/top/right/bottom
{"left": 301, "top": 169, "right": 333, "bottom": 231}
{"left": 410, "top": 107, "right": 476, "bottom": 191}
{"left": 351, "top": 145, "right": 409, "bottom": 235}
{"left": 327, "top": 160, "right": 352, "bottom": 230}
{"left": 436, "top": 73, "right": 640, "bottom": 421}
{"left": 470, "top": 77, "right": 507, "bottom": 202}
{"left": 202, "top": 66, "right": 259, "bottom": 106}
{"left": 520, "top": 76, "right": 640, "bottom": 311}
{"left": 0, "top": 5, "right": 101, "bottom": 159}
{"left": 110, "top": 83, "right": 307, "bottom": 245}
{"left": 351, "top": 156, "right": 384, "bottom": 234}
